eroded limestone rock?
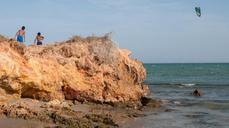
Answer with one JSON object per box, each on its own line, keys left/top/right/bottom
{"left": 0, "top": 35, "right": 149, "bottom": 103}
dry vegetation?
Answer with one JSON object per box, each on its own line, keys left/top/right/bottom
{"left": 0, "top": 35, "right": 8, "bottom": 42}
{"left": 66, "top": 32, "right": 112, "bottom": 44}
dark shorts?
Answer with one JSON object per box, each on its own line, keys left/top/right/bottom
{"left": 17, "top": 35, "right": 23, "bottom": 43}
{"left": 37, "top": 42, "right": 42, "bottom": 45}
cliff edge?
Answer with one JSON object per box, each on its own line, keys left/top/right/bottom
{"left": 0, "top": 34, "right": 149, "bottom": 103}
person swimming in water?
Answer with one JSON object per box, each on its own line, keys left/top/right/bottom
{"left": 15, "top": 26, "right": 26, "bottom": 43}
{"left": 192, "top": 89, "right": 202, "bottom": 96}
{"left": 34, "top": 32, "right": 44, "bottom": 45}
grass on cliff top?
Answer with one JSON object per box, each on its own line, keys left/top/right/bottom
{"left": 0, "top": 35, "right": 8, "bottom": 42}
{"left": 66, "top": 33, "right": 112, "bottom": 43}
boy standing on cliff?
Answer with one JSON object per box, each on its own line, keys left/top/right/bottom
{"left": 15, "top": 26, "right": 26, "bottom": 43}
{"left": 34, "top": 32, "right": 44, "bottom": 45}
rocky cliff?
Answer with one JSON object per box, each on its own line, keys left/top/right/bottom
{"left": 0, "top": 34, "right": 149, "bottom": 103}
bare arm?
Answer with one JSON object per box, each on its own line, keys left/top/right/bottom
{"left": 34, "top": 37, "right": 37, "bottom": 44}
{"left": 23, "top": 32, "right": 26, "bottom": 42}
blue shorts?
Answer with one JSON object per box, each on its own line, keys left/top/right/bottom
{"left": 37, "top": 41, "right": 42, "bottom": 45}
{"left": 17, "top": 35, "right": 23, "bottom": 43}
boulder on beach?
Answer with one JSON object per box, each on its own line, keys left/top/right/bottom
{"left": 0, "top": 34, "right": 149, "bottom": 103}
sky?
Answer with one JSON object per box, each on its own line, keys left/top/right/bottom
{"left": 0, "top": 0, "right": 229, "bottom": 63}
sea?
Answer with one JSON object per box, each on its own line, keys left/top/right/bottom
{"left": 131, "top": 63, "right": 229, "bottom": 128}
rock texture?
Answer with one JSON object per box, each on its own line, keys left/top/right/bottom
{"left": 0, "top": 34, "right": 149, "bottom": 103}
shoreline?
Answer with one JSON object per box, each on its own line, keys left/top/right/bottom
{"left": 0, "top": 97, "right": 162, "bottom": 128}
